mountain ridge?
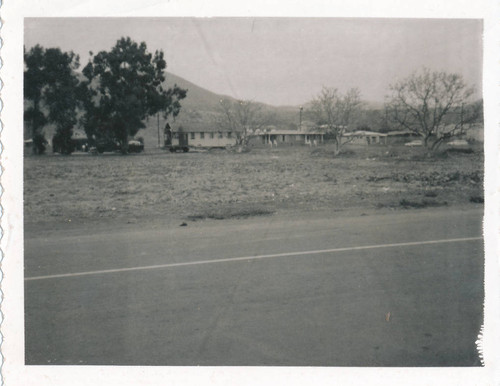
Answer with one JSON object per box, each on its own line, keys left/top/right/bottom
{"left": 164, "top": 71, "right": 385, "bottom": 111}
{"left": 164, "top": 72, "right": 236, "bottom": 112}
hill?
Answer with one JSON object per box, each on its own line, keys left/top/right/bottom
{"left": 163, "top": 72, "right": 235, "bottom": 112}
{"left": 139, "top": 72, "right": 303, "bottom": 147}
{"left": 162, "top": 72, "right": 301, "bottom": 124}
{"left": 25, "top": 70, "right": 388, "bottom": 148}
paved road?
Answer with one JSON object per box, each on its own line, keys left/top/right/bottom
{"left": 24, "top": 207, "right": 484, "bottom": 366}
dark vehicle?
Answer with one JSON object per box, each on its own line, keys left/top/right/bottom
{"left": 52, "top": 134, "right": 89, "bottom": 154}
{"left": 95, "top": 139, "right": 119, "bottom": 153}
{"left": 95, "top": 138, "right": 145, "bottom": 154}
{"left": 128, "top": 139, "right": 144, "bottom": 153}
{"left": 164, "top": 124, "right": 189, "bottom": 152}
{"left": 168, "top": 133, "right": 189, "bottom": 152}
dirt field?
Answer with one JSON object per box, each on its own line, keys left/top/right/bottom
{"left": 24, "top": 143, "right": 484, "bottom": 227}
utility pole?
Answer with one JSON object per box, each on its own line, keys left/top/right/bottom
{"left": 299, "top": 106, "right": 303, "bottom": 131}
{"left": 157, "top": 112, "right": 160, "bottom": 147}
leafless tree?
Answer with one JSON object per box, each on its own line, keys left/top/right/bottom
{"left": 216, "top": 99, "right": 268, "bottom": 150}
{"left": 385, "top": 68, "right": 481, "bottom": 150}
{"left": 310, "top": 87, "right": 362, "bottom": 155}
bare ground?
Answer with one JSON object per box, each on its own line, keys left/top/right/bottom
{"left": 24, "top": 143, "right": 484, "bottom": 228}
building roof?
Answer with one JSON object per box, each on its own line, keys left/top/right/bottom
{"left": 441, "top": 123, "right": 483, "bottom": 132}
{"left": 173, "top": 125, "right": 324, "bottom": 135}
{"left": 343, "top": 130, "right": 388, "bottom": 137}
{"left": 172, "top": 122, "right": 234, "bottom": 133}
{"left": 172, "top": 122, "right": 327, "bottom": 135}
{"left": 386, "top": 130, "right": 414, "bottom": 136}
{"left": 257, "top": 130, "right": 325, "bottom": 136}
{"left": 317, "top": 124, "right": 348, "bottom": 130}
{"left": 72, "top": 130, "right": 87, "bottom": 139}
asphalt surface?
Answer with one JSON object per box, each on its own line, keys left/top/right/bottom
{"left": 24, "top": 207, "right": 484, "bottom": 366}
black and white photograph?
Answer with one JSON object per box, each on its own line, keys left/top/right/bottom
{"left": 2, "top": 1, "right": 500, "bottom": 385}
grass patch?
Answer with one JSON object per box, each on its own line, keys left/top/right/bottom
{"left": 410, "top": 150, "right": 448, "bottom": 161}
{"left": 367, "top": 175, "right": 391, "bottom": 182}
{"left": 399, "top": 199, "right": 448, "bottom": 209}
{"left": 23, "top": 143, "right": 484, "bottom": 223}
{"left": 446, "top": 147, "right": 474, "bottom": 154}
{"left": 187, "top": 206, "right": 275, "bottom": 221}
{"left": 309, "top": 147, "right": 355, "bottom": 158}
{"left": 469, "top": 196, "right": 484, "bottom": 203}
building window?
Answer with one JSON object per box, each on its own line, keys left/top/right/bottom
{"left": 200, "top": 132, "right": 205, "bottom": 139}
{"left": 210, "top": 132, "right": 214, "bottom": 139}
{"left": 190, "top": 132, "right": 195, "bottom": 140}
{"left": 282, "top": 135, "right": 286, "bottom": 141}
{"left": 218, "top": 132, "right": 223, "bottom": 138}
{"left": 228, "top": 132, "right": 232, "bottom": 138}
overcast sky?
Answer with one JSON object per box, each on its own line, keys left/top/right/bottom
{"left": 25, "top": 18, "right": 483, "bottom": 106}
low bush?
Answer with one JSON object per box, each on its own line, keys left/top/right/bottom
{"left": 399, "top": 199, "right": 447, "bottom": 209}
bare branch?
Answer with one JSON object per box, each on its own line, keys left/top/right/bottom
{"left": 309, "top": 87, "right": 362, "bottom": 155}
{"left": 385, "top": 68, "right": 478, "bottom": 149}
{"left": 216, "top": 99, "right": 268, "bottom": 148}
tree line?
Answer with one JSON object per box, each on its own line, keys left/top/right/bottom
{"left": 309, "top": 68, "right": 482, "bottom": 154}
{"left": 24, "top": 37, "right": 187, "bottom": 154}
{"left": 25, "top": 37, "right": 481, "bottom": 156}
{"left": 213, "top": 68, "right": 481, "bottom": 156}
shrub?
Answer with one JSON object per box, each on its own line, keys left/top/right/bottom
{"left": 33, "top": 133, "right": 48, "bottom": 155}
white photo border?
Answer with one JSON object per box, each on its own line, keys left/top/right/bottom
{"left": 2, "top": 1, "right": 499, "bottom": 385}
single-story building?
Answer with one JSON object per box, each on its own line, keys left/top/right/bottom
{"left": 252, "top": 129, "right": 325, "bottom": 146}
{"left": 439, "top": 123, "right": 484, "bottom": 142}
{"left": 168, "top": 123, "right": 326, "bottom": 148}
{"left": 384, "top": 130, "right": 418, "bottom": 144}
{"left": 343, "top": 130, "right": 388, "bottom": 145}
{"left": 167, "top": 123, "right": 239, "bottom": 148}
{"left": 464, "top": 123, "right": 484, "bottom": 142}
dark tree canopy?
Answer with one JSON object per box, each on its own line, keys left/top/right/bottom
{"left": 386, "top": 68, "right": 481, "bottom": 150}
{"left": 81, "top": 37, "right": 187, "bottom": 152}
{"left": 24, "top": 45, "right": 80, "bottom": 154}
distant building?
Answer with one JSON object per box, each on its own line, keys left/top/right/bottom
{"left": 170, "top": 123, "right": 326, "bottom": 148}
{"left": 465, "top": 123, "right": 484, "bottom": 142}
{"left": 385, "top": 130, "right": 417, "bottom": 144}
{"left": 343, "top": 130, "right": 388, "bottom": 145}
{"left": 440, "top": 123, "right": 484, "bottom": 142}
{"left": 252, "top": 128, "right": 325, "bottom": 146}
{"left": 169, "top": 123, "right": 238, "bottom": 148}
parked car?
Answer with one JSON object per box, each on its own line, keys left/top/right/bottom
{"left": 447, "top": 139, "right": 468, "bottom": 147}
{"left": 165, "top": 132, "right": 189, "bottom": 152}
{"left": 95, "top": 138, "right": 144, "bottom": 153}
{"left": 404, "top": 140, "right": 423, "bottom": 147}
{"left": 128, "top": 139, "right": 144, "bottom": 153}
{"left": 95, "top": 139, "right": 120, "bottom": 153}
